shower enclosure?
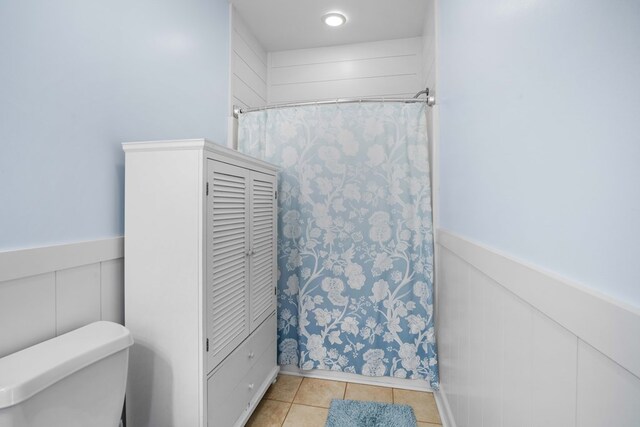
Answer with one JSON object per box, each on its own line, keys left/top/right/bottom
{"left": 237, "top": 96, "right": 439, "bottom": 389}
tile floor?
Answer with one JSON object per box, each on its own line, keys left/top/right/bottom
{"left": 246, "top": 374, "right": 443, "bottom": 427}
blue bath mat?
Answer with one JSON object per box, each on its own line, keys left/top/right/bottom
{"left": 325, "top": 399, "right": 417, "bottom": 427}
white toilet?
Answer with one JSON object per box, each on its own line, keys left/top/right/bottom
{"left": 0, "top": 321, "right": 133, "bottom": 427}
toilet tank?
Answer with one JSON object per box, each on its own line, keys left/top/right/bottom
{"left": 0, "top": 321, "right": 133, "bottom": 427}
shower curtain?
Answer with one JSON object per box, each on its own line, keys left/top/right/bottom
{"left": 238, "top": 102, "right": 439, "bottom": 388}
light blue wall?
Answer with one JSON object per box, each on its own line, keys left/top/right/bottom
{"left": 438, "top": 0, "right": 640, "bottom": 306}
{"left": 0, "top": 0, "right": 229, "bottom": 251}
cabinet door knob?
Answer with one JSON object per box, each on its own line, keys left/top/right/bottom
{"left": 248, "top": 383, "right": 255, "bottom": 390}
{"left": 248, "top": 351, "right": 255, "bottom": 359}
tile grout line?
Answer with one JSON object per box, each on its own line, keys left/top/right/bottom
{"left": 266, "top": 377, "right": 443, "bottom": 426}
{"left": 279, "top": 401, "right": 292, "bottom": 427}
{"left": 280, "top": 376, "right": 305, "bottom": 426}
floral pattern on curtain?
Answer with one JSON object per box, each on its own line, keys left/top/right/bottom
{"left": 238, "top": 102, "right": 439, "bottom": 388}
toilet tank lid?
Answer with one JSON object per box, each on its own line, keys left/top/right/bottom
{"left": 0, "top": 321, "right": 134, "bottom": 409}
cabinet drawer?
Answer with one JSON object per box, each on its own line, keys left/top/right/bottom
{"left": 208, "top": 311, "right": 275, "bottom": 376}
{"left": 208, "top": 339, "right": 277, "bottom": 427}
{"left": 245, "top": 339, "right": 277, "bottom": 409}
{"left": 207, "top": 313, "right": 276, "bottom": 427}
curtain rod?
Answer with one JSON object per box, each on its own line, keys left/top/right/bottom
{"left": 233, "top": 88, "right": 435, "bottom": 118}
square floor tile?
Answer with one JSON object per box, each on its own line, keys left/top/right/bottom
{"left": 393, "top": 389, "right": 441, "bottom": 424}
{"left": 293, "top": 378, "right": 346, "bottom": 408}
{"left": 264, "top": 374, "right": 303, "bottom": 403}
{"left": 246, "top": 399, "right": 291, "bottom": 427}
{"left": 344, "top": 383, "right": 393, "bottom": 403}
{"left": 283, "top": 404, "right": 328, "bottom": 427}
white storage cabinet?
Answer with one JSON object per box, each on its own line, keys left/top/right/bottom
{"left": 123, "top": 139, "right": 279, "bottom": 427}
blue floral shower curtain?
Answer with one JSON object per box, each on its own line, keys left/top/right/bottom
{"left": 238, "top": 102, "right": 439, "bottom": 388}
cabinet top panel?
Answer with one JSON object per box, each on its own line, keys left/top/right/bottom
{"left": 122, "top": 139, "right": 279, "bottom": 173}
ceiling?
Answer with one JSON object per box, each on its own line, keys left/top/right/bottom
{"left": 231, "top": 0, "right": 429, "bottom": 51}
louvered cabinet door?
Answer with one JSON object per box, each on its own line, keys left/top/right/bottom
{"left": 206, "top": 160, "right": 250, "bottom": 370}
{"left": 249, "top": 171, "right": 277, "bottom": 331}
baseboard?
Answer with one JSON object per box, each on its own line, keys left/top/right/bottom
{"left": 434, "top": 385, "right": 456, "bottom": 427}
{"left": 0, "top": 237, "right": 124, "bottom": 283}
{"left": 279, "top": 365, "right": 434, "bottom": 392}
{"left": 436, "top": 229, "right": 640, "bottom": 380}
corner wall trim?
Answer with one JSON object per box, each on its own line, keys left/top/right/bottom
{"left": 436, "top": 229, "right": 640, "bottom": 379}
{"left": 0, "top": 237, "right": 124, "bottom": 283}
{"left": 434, "top": 385, "right": 456, "bottom": 427}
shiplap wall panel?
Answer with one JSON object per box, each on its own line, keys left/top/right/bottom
{"left": 101, "top": 258, "right": 124, "bottom": 324}
{"left": 421, "top": 0, "right": 436, "bottom": 92}
{"left": 577, "top": 341, "right": 640, "bottom": 427}
{"left": 269, "top": 55, "right": 419, "bottom": 85}
{"left": 501, "top": 287, "right": 533, "bottom": 427}
{"left": 234, "top": 76, "right": 266, "bottom": 109}
{"left": 532, "top": 311, "right": 577, "bottom": 427}
{"left": 0, "top": 273, "right": 56, "bottom": 358}
{"left": 270, "top": 75, "right": 421, "bottom": 104}
{"left": 436, "top": 231, "right": 640, "bottom": 427}
{"left": 267, "top": 38, "right": 423, "bottom": 104}
{"left": 234, "top": 53, "right": 267, "bottom": 99}
{"left": 0, "top": 239, "right": 124, "bottom": 358}
{"left": 270, "top": 38, "right": 422, "bottom": 68}
{"left": 231, "top": 9, "right": 267, "bottom": 110}
{"left": 56, "top": 263, "right": 102, "bottom": 335}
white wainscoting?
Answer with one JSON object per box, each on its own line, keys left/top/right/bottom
{"left": 0, "top": 238, "right": 124, "bottom": 358}
{"left": 230, "top": 7, "right": 267, "bottom": 111}
{"left": 435, "top": 229, "right": 640, "bottom": 427}
{"left": 267, "top": 37, "right": 423, "bottom": 104}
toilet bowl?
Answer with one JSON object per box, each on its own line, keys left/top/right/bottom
{"left": 0, "top": 321, "right": 133, "bottom": 427}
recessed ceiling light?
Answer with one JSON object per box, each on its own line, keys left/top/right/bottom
{"left": 322, "top": 12, "right": 347, "bottom": 27}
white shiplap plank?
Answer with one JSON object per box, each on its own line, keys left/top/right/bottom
{"left": 577, "top": 340, "right": 640, "bottom": 427}
{"left": 270, "top": 37, "right": 423, "bottom": 68}
{"left": 232, "top": 96, "right": 248, "bottom": 110}
{"left": 231, "top": 6, "right": 267, "bottom": 112}
{"left": 481, "top": 276, "right": 504, "bottom": 427}
{"left": 0, "top": 273, "right": 56, "bottom": 357}
{"left": 532, "top": 311, "right": 577, "bottom": 427}
{"left": 501, "top": 289, "right": 533, "bottom": 427}
{"left": 234, "top": 75, "right": 266, "bottom": 108}
{"left": 269, "top": 75, "right": 421, "bottom": 104}
{"left": 56, "top": 263, "right": 101, "bottom": 335}
{"left": 232, "top": 10, "right": 267, "bottom": 66}
{"left": 269, "top": 54, "right": 419, "bottom": 85}
{"left": 233, "top": 52, "right": 267, "bottom": 99}
{"left": 444, "top": 251, "right": 465, "bottom": 418}
{"left": 467, "top": 264, "right": 485, "bottom": 427}
{"left": 233, "top": 30, "right": 267, "bottom": 82}
{"left": 0, "top": 237, "right": 123, "bottom": 283}
{"left": 101, "top": 258, "right": 124, "bottom": 324}
{"left": 436, "top": 249, "right": 454, "bottom": 408}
